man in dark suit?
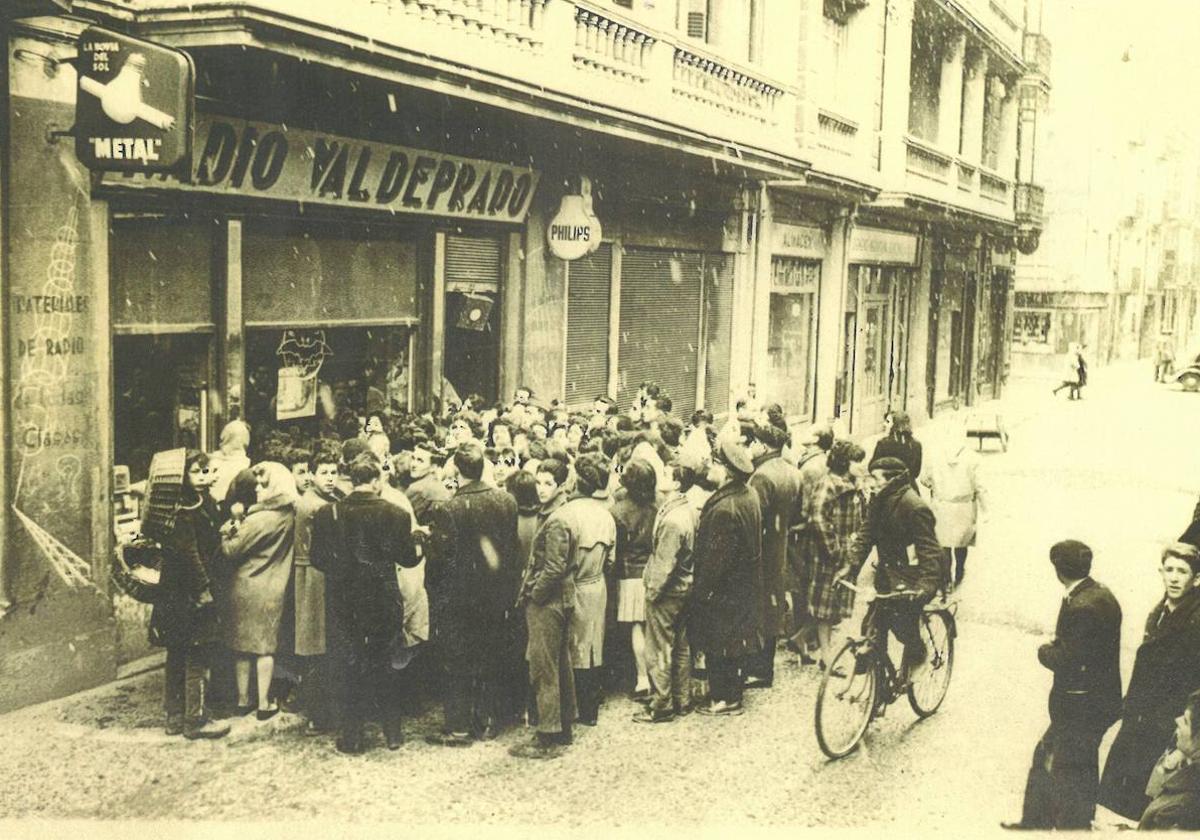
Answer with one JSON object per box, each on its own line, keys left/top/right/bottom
{"left": 1005, "top": 539, "right": 1123, "bottom": 830}
{"left": 310, "top": 453, "right": 420, "bottom": 754}
{"left": 426, "top": 440, "right": 520, "bottom": 746}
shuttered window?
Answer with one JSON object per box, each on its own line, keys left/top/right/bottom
{"left": 111, "top": 217, "right": 214, "bottom": 330}
{"left": 618, "top": 248, "right": 703, "bottom": 417}
{"left": 704, "top": 254, "right": 734, "bottom": 416}
{"left": 564, "top": 244, "right": 611, "bottom": 410}
{"left": 445, "top": 234, "right": 503, "bottom": 292}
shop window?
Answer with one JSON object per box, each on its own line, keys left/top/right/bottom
{"left": 113, "top": 334, "right": 212, "bottom": 484}
{"left": 244, "top": 325, "right": 414, "bottom": 444}
{"left": 766, "top": 258, "right": 819, "bottom": 419}
{"left": 111, "top": 216, "right": 214, "bottom": 330}
{"left": 1012, "top": 310, "right": 1051, "bottom": 345}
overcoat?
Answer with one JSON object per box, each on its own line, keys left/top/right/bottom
{"left": 689, "top": 478, "right": 764, "bottom": 658}
{"left": 749, "top": 451, "right": 801, "bottom": 638}
{"left": 870, "top": 436, "right": 923, "bottom": 490}
{"left": 149, "top": 495, "right": 221, "bottom": 649}
{"left": 221, "top": 505, "right": 296, "bottom": 655}
{"left": 1100, "top": 587, "right": 1200, "bottom": 820}
{"left": 309, "top": 491, "right": 418, "bottom": 652}
{"left": 921, "top": 444, "right": 986, "bottom": 548}
{"left": 848, "top": 472, "right": 942, "bottom": 599}
{"left": 292, "top": 487, "right": 338, "bottom": 656}
{"left": 427, "top": 480, "right": 520, "bottom": 672}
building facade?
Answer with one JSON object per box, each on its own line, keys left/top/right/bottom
{"left": 0, "top": 0, "right": 1047, "bottom": 710}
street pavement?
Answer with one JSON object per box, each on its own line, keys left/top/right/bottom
{"left": 0, "top": 360, "right": 1195, "bottom": 832}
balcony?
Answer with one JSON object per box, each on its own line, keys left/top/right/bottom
{"left": 885, "top": 134, "right": 1015, "bottom": 220}
{"left": 1022, "top": 32, "right": 1052, "bottom": 79}
{"left": 109, "top": 0, "right": 799, "bottom": 161}
{"left": 1015, "top": 182, "right": 1045, "bottom": 227}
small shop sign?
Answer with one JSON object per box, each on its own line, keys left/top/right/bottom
{"left": 849, "top": 227, "right": 920, "bottom": 265}
{"left": 74, "top": 27, "right": 194, "bottom": 173}
{"left": 547, "top": 176, "right": 602, "bottom": 260}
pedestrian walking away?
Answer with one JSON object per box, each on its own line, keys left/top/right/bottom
{"left": 921, "top": 416, "right": 988, "bottom": 591}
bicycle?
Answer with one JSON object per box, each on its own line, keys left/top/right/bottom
{"left": 814, "top": 579, "right": 957, "bottom": 760}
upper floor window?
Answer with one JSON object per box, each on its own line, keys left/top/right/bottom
{"left": 908, "top": 24, "right": 942, "bottom": 142}
{"left": 677, "top": 0, "right": 764, "bottom": 65}
{"left": 679, "top": 0, "right": 710, "bottom": 40}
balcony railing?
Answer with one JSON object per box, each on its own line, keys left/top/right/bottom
{"left": 979, "top": 170, "right": 1012, "bottom": 204}
{"left": 1022, "top": 32, "right": 1052, "bottom": 78}
{"left": 573, "top": 7, "right": 656, "bottom": 83}
{"left": 1015, "top": 182, "right": 1045, "bottom": 225}
{"left": 817, "top": 108, "right": 859, "bottom": 157}
{"left": 905, "top": 135, "right": 953, "bottom": 184}
{"left": 385, "top": 0, "right": 549, "bottom": 48}
{"left": 671, "top": 46, "right": 784, "bottom": 126}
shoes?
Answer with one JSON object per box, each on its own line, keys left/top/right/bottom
{"left": 632, "top": 708, "right": 675, "bottom": 724}
{"left": 183, "top": 719, "right": 231, "bottom": 740}
{"left": 424, "top": 731, "right": 474, "bottom": 748}
{"left": 335, "top": 735, "right": 365, "bottom": 755}
{"left": 631, "top": 687, "right": 651, "bottom": 701}
{"left": 1000, "top": 821, "right": 1036, "bottom": 831}
{"left": 673, "top": 702, "right": 694, "bottom": 718}
{"left": 235, "top": 704, "right": 255, "bottom": 717}
{"left": 697, "top": 700, "right": 744, "bottom": 717}
{"left": 479, "top": 724, "right": 500, "bottom": 741}
{"left": 508, "top": 738, "right": 566, "bottom": 760}
{"left": 383, "top": 723, "right": 405, "bottom": 751}
{"left": 303, "top": 719, "right": 331, "bottom": 737}
{"left": 165, "top": 714, "right": 185, "bottom": 736}
{"left": 784, "top": 639, "right": 805, "bottom": 655}
{"left": 256, "top": 706, "right": 280, "bottom": 722}
{"left": 576, "top": 716, "right": 598, "bottom": 727}
{"left": 743, "top": 677, "right": 773, "bottom": 690}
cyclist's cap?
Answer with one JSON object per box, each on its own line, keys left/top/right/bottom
{"left": 868, "top": 456, "right": 907, "bottom": 478}
{"left": 714, "top": 439, "right": 754, "bottom": 477}
{"left": 1049, "top": 539, "right": 1092, "bottom": 579}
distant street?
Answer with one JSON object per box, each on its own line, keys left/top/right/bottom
{"left": 0, "top": 361, "right": 1195, "bottom": 830}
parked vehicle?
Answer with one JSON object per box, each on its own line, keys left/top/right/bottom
{"left": 1174, "top": 351, "right": 1200, "bottom": 392}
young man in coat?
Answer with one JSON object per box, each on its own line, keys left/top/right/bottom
{"left": 426, "top": 441, "right": 520, "bottom": 746}
{"left": 1004, "top": 540, "right": 1123, "bottom": 830}
{"left": 309, "top": 453, "right": 420, "bottom": 754}
{"left": 745, "top": 420, "right": 801, "bottom": 689}
{"left": 690, "top": 438, "right": 764, "bottom": 717}
{"left": 838, "top": 457, "right": 943, "bottom": 676}
{"left": 1099, "top": 543, "right": 1200, "bottom": 822}
{"left": 1139, "top": 689, "right": 1200, "bottom": 830}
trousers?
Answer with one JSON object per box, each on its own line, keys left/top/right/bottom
{"left": 574, "top": 667, "right": 603, "bottom": 724}
{"left": 1020, "top": 722, "right": 1105, "bottom": 829}
{"left": 164, "top": 645, "right": 209, "bottom": 725}
{"left": 645, "top": 593, "right": 692, "bottom": 713}
{"left": 526, "top": 600, "right": 576, "bottom": 737}
{"left": 706, "top": 652, "right": 744, "bottom": 705}
{"left": 332, "top": 637, "right": 404, "bottom": 740}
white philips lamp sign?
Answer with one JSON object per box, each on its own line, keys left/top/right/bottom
{"left": 548, "top": 176, "right": 602, "bottom": 261}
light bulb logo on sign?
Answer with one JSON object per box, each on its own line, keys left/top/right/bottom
{"left": 74, "top": 27, "right": 194, "bottom": 174}
{"left": 548, "top": 176, "right": 602, "bottom": 261}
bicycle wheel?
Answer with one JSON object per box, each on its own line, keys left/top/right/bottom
{"left": 815, "top": 639, "right": 876, "bottom": 759}
{"left": 908, "top": 610, "right": 954, "bottom": 717}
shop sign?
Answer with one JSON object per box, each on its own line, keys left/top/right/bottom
{"left": 849, "top": 227, "right": 919, "bottom": 265}
{"left": 104, "top": 115, "right": 540, "bottom": 222}
{"left": 75, "top": 27, "right": 194, "bottom": 173}
{"left": 548, "top": 176, "right": 602, "bottom": 260}
{"left": 772, "top": 223, "right": 828, "bottom": 260}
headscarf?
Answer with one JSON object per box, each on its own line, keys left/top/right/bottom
{"left": 251, "top": 461, "right": 299, "bottom": 512}
{"left": 218, "top": 420, "right": 251, "bottom": 453}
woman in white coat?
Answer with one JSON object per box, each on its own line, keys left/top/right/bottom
{"left": 921, "top": 418, "right": 988, "bottom": 590}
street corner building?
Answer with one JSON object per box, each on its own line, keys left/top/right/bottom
{"left": 0, "top": 0, "right": 1049, "bottom": 711}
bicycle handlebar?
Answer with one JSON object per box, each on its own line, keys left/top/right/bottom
{"left": 837, "top": 579, "right": 921, "bottom": 602}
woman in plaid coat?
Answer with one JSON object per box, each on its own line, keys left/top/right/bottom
{"left": 806, "top": 440, "right": 867, "bottom": 668}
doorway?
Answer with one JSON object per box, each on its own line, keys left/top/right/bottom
{"left": 441, "top": 234, "right": 504, "bottom": 406}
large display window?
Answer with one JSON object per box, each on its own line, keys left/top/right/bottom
{"left": 765, "top": 257, "right": 819, "bottom": 420}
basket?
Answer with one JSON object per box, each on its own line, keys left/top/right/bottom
{"left": 111, "top": 539, "right": 165, "bottom": 604}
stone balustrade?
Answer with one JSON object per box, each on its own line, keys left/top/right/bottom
{"left": 671, "top": 46, "right": 783, "bottom": 126}
{"left": 817, "top": 109, "right": 858, "bottom": 157}
{"left": 572, "top": 6, "right": 655, "bottom": 83}
{"left": 385, "top": 0, "right": 548, "bottom": 48}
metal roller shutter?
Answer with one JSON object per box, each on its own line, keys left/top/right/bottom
{"left": 618, "top": 248, "right": 703, "bottom": 417}
{"left": 704, "top": 254, "right": 734, "bottom": 417}
{"left": 564, "top": 244, "right": 612, "bottom": 410}
{"left": 445, "top": 234, "right": 503, "bottom": 289}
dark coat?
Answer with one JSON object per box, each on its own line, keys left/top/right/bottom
{"left": 871, "top": 436, "right": 923, "bottom": 491}
{"left": 749, "top": 451, "right": 801, "bottom": 638}
{"left": 611, "top": 495, "right": 656, "bottom": 581}
{"left": 149, "top": 495, "right": 221, "bottom": 649}
{"left": 427, "top": 480, "right": 520, "bottom": 669}
{"left": 689, "top": 478, "right": 764, "bottom": 658}
{"left": 1100, "top": 588, "right": 1200, "bottom": 820}
{"left": 848, "top": 472, "right": 943, "bottom": 600}
{"left": 309, "top": 491, "right": 419, "bottom": 650}
{"left": 1037, "top": 577, "right": 1123, "bottom": 734}
{"left": 1140, "top": 761, "right": 1200, "bottom": 830}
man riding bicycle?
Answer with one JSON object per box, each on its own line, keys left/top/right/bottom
{"left": 836, "top": 456, "right": 943, "bottom": 679}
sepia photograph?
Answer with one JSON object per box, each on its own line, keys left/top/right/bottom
{"left": 0, "top": 0, "right": 1199, "bottom": 835}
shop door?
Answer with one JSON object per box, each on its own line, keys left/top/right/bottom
{"left": 443, "top": 234, "right": 503, "bottom": 405}
{"left": 856, "top": 268, "right": 892, "bottom": 434}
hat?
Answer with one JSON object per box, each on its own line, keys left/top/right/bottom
{"left": 341, "top": 437, "right": 370, "bottom": 464}
{"left": 1049, "top": 539, "right": 1093, "bottom": 579}
{"left": 753, "top": 421, "right": 789, "bottom": 451}
{"left": 868, "top": 456, "right": 908, "bottom": 478}
{"left": 715, "top": 438, "right": 754, "bottom": 476}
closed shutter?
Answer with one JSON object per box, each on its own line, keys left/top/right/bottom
{"left": 703, "top": 254, "right": 734, "bottom": 416}
{"left": 618, "top": 248, "right": 702, "bottom": 417}
{"left": 445, "top": 234, "right": 502, "bottom": 291}
{"left": 565, "top": 244, "right": 612, "bottom": 410}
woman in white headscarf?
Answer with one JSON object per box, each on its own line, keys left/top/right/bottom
{"left": 921, "top": 417, "right": 988, "bottom": 590}
{"left": 220, "top": 461, "right": 298, "bottom": 719}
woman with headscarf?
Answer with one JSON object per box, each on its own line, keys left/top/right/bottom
{"left": 870, "top": 410, "right": 922, "bottom": 492}
{"left": 208, "top": 420, "right": 252, "bottom": 503}
{"left": 220, "top": 461, "right": 298, "bottom": 720}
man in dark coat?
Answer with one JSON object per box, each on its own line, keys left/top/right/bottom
{"left": 426, "top": 441, "right": 520, "bottom": 746}
{"left": 310, "top": 453, "right": 420, "bottom": 754}
{"left": 1139, "top": 688, "right": 1200, "bottom": 830}
{"left": 745, "top": 421, "right": 801, "bottom": 689}
{"left": 690, "top": 438, "right": 764, "bottom": 716}
{"left": 1004, "top": 540, "right": 1122, "bottom": 830}
{"left": 839, "top": 457, "right": 943, "bottom": 674}
{"left": 407, "top": 439, "right": 452, "bottom": 525}
{"left": 1100, "top": 543, "right": 1200, "bottom": 821}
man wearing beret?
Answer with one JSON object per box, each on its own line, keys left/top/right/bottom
{"left": 837, "top": 456, "right": 943, "bottom": 678}
{"left": 1004, "top": 539, "right": 1122, "bottom": 830}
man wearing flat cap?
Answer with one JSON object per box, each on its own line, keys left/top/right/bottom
{"left": 689, "top": 438, "right": 764, "bottom": 716}
{"left": 837, "top": 456, "right": 943, "bottom": 678}
{"left": 1005, "top": 539, "right": 1122, "bottom": 830}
